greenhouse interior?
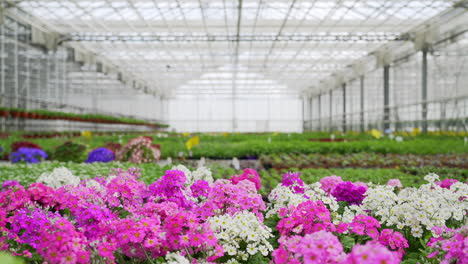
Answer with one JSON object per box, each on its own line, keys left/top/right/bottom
{"left": 0, "top": 0, "right": 467, "bottom": 263}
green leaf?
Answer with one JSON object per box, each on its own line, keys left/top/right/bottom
{"left": 340, "top": 236, "right": 356, "bottom": 251}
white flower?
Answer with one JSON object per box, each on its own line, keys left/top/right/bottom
{"left": 266, "top": 182, "right": 339, "bottom": 219}
{"left": 38, "top": 167, "right": 80, "bottom": 188}
{"left": 208, "top": 212, "right": 273, "bottom": 261}
{"left": 226, "top": 245, "right": 237, "bottom": 256}
{"left": 165, "top": 252, "right": 190, "bottom": 264}
{"left": 355, "top": 175, "right": 468, "bottom": 235}
{"left": 423, "top": 173, "right": 440, "bottom": 183}
{"left": 246, "top": 244, "right": 258, "bottom": 255}
{"left": 192, "top": 166, "right": 214, "bottom": 184}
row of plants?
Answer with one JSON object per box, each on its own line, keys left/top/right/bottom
{"left": 0, "top": 106, "right": 168, "bottom": 128}
{"left": 0, "top": 166, "right": 466, "bottom": 263}
{"left": 0, "top": 136, "right": 162, "bottom": 165}
{"left": 1, "top": 131, "right": 168, "bottom": 140}
{"left": 259, "top": 153, "right": 468, "bottom": 169}
{"left": 1, "top": 161, "right": 466, "bottom": 196}
{"left": 1, "top": 132, "right": 466, "bottom": 161}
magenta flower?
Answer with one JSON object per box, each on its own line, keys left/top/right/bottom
{"left": 319, "top": 175, "right": 343, "bottom": 194}
{"left": 230, "top": 168, "right": 261, "bottom": 191}
{"left": 387, "top": 179, "right": 403, "bottom": 188}
{"left": 347, "top": 241, "right": 401, "bottom": 264}
{"left": 435, "top": 179, "right": 459, "bottom": 189}
{"left": 331, "top": 181, "right": 367, "bottom": 205}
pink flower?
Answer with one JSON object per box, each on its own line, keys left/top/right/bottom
{"left": 230, "top": 168, "right": 261, "bottom": 191}
{"left": 347, "top": 241, "right": 400, "bottom": 264}
{"left": 386, "top": 179, "right": 403, "bottom": 188}
{"left": 319, "top": 175, "right": 343, "bottom": 194}
{"left": 273, "top": 231, "right": 346, "bottom": 264}
{"left": 436, "top": 179, "right": 459, "bottom": 189}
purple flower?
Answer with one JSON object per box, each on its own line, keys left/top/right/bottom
{"left": 148, "top": 170, "right": 192, "bottom": 208}
{"left": 9, "top": 147, "right": 47, "bottom": 163}
{"left": 2, "top": 180, "right": 21, "bottom": 189}
{"left": 281, "top": 172, "right": 304, "bottom": 187}
{"left": 436, "top": 179, "right": 459, "bottom": 189}
{"left": 86, "top": 147, "right": 115, "bottom": 163}
{"left": 190, "top": 180, "right": 211, "bottom": 198}
{"left": 331, "top": 181, "right": 367, "bottom": 205}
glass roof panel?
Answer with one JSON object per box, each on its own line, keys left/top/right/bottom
{"left": 15, "top": 0, "right": 458, "bottom": 96}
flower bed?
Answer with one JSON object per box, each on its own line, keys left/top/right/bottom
{"left": 0, "top": 166, "right": 466, "bottom": 264}
{"left": 260, "top": 153, "right": 468, "bottom": 169}
{"left": 0, "top": 107, "right": 168, "bottom": 128}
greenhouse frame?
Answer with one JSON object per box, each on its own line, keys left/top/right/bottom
{"left": 0, "top": 0, "right": 467, "bottom": 132}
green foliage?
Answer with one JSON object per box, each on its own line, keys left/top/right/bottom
{"left": 0, "top": 107, "right": 167, "bottom": 127}
{"left": 0, "top": 253, "right": 24, "bottom": 264}
{"left": 52, "top": 141, "right": 87, "bottom": 162}
{"left": 1, "top": 132, "right": 466, "bottom": 160}
{"left": 339, "top": 236, "right": 356, "bottom": 253}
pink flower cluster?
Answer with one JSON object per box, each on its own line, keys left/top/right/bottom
{"left": 331, "top": 181, "right": 367, "bottom": 205}
{"left": 347, "top": 241, "right": 401, "bottom": 264}
{"left": 274, "top": 198, "right": 408, "bottom": 264}
{"left": 319, "top": 175, "right": 343, "bottom": 193}
{"left": 116, "top": 136, "right": 161, "bottom": 163}
{"left": 387, "top": 179, "right": 403, "bottom": 188}
{"left": 281, "top": 172, "right": 305, "bottom": 193}
{"left": 230, "top": 168, "right": 262, "bottom": 191}
{"left": 273, "top": 231, "right": 347, "bottom": 264}
{"left": 0, "top": 167, "right": 269, "bottom": 264}
{"left": 9, "top": 208, "right": 89, "bottom": 263}
{"left": 277, "top": 200, "right": 334, "bottom": 236}
{"left": 435, "top": 178, "right": 459, "bottom": 189}
{"left": 273, "top": 231, "right": 401, "bottom": 264}
{"left": 427, "top": 226, "right": 468, "bottom": 264}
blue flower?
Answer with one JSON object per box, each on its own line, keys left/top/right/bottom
{"left": 9, "top": 147, "right": 47, "bottom": 163}
{"left": 86, "top": 147, "right": 115, "bottom": 163}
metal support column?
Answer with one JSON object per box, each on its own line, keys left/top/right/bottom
{"left": 360, "top": 75, "right": 365, "bottom": 132}
{"left": 329, "top": 90, "right": 333, "bottom": 132}
{"left": 14, "top": 20, "right": 18, "bottom": 108}
{"left": 309, "top": 96, "right": 313, "bottom": 131}
{"left": 302, "top": 97, "right": 305, "bottom": 132}
{"left": 342, "top": 83, "right": 346, "bottom": 132}
{"left": 0, "top": 9, "right": 4, "bottom": 105}
{"left": 26, "top": 53, "right": 31, "bottom": 110}
{"left": 383, "top": 65, "right": 390, "bottom": 131}
{"left": 45, "top": 53, "right": 50, "bottom": 104}
{"left": 0, "top": 11, "right": 4, "bottom": 131}
{"left": 13, "top": 20, "right": 18, "bottom": 130}
{"left": 422, "top": 49, "right": 428, "bottom": 133}
{"left": 318, "top": 94, "right": 321, "bottom": 131}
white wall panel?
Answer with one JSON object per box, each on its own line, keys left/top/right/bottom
{"left": 168, "top": 96, "right": 303, "bottom": 132}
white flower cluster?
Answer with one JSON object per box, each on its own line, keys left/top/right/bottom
{"left": 171, "top": 165, "right": 214, "bottom": 185}
{"left": 192, "top": 166, "right": 214, "bottom": 184}
{"left": 266, "top": 185, "right": 307, "bottom": 218}
{"left": 208, "top": 211, "right": 273, "bottom": 262}
{"left": 336, "top": 205, "right": 363, "bottom": 224}
{"left": 304, "top": 183, "right": 339, "bottom": 212}
{"left": 155, "top": 133, "right": 169, "bottom": 138}
{"left": 164, "top": 252, "right": 190, "bottom": 264}
{"left": 37, "top": 167, "right": 80, "bottom": 188}
{"left": 361, "top": 174, "right": 468, "bottom": 237}
{"left": 266, "top": 182, "right": 339, "bottom": 219}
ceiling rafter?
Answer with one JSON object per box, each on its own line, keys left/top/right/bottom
{"left": 11, "top": 0, "right": 460, "bottom": 96}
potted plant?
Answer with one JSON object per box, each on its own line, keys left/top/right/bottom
{"left": 0, "top": 107, "right": 8, "bottom": 118}
{"left": 19, "top": 109, "right": 29, "bottom": 119}
{"left": 10, "top": 108, "right": 23, "bottom": 118}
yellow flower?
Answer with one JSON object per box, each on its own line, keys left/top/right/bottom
{"left": 370, "top": 129, "right": 382, "bottom": 139}
{"left": 81, "top": 131, "right": 92, "bottom": 140}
